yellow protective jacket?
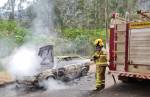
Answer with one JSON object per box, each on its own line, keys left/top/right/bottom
{"left": 93, "top": 49, "right": 108, "bottom": 66}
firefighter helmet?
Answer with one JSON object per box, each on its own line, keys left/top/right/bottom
{"left": 94, "top": 39, "right": 104, "bottom": 46}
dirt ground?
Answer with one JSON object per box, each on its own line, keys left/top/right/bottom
{"left": 0, "top": 64, "right": 150, "bottom": 97}
{"left": 0, "top": 71, "right": 14, "bottom": 85}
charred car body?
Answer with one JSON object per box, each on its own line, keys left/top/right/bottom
{"left": 16, "top": 45, "right": 91, "bottom": 89}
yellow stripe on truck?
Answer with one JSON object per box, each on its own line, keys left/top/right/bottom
{"left": 129, "top": 21, "right": 150, "bottom": 29}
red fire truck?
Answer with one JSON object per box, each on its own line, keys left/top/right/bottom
{"left": 109, "top": 11, "right": 150, "bottom": 82}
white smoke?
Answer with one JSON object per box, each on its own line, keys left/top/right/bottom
{"left": 39, "top": 78, "right": 68, "bottom": 90}
{"left": 7, "top": 0, "right": 56, "bottom": 77}
{"left": 0, "top": 38, "right": 17, "bottom": 58}
{"left": 0, "top": 0, "right": 57, "bottom": 79}
{"left": 7, "top": 45, "right": 41, "bottom": 78}
{"left": 31, "top": 0, "right": 57, "bottom": 41}
{"left": 6, "top": 0, "right": 68, "bottom": 90}
{"left": 47, "top": 79, "right": 68, "bottom": 90}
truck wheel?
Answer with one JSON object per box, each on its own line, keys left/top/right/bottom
{"left": 121, "top": 77, "right": 136, "bottom": 83}
{"left": 121, "top": 80, "right": 130, "bottom": 83}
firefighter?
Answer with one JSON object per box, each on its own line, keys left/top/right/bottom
{"left": 92, "top": 39, "right": 108, "bottom": 91}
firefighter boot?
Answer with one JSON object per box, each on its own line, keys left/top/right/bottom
{"left": 94, "top": 85, "right": 105, "bottom": 91}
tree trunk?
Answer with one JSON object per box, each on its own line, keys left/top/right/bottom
{"left": 9, "top": 0, "right": 15, "bottom": 20}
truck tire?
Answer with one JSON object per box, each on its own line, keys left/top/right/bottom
{"left": 120, "top": 77, "right": 136, "bottom": 83}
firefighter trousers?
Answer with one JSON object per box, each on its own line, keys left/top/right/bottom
{"left": 96, "top": 65, "right": 106, "bottom": 88}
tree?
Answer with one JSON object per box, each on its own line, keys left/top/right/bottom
{"left": 9, "top": 0, "right": 15, "bottom": 20}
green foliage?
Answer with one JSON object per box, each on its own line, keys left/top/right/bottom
{"left": 62, "top": 28, "right": 106, "bottom": 43}
{"left": 54, "top": 0, "right": 139, "bottom": 30}
{"left": 62, "top": 28, "right": 82, "bottom": 40}
{"left": 0, "top": 20, "right": 27, "bottom": 44}
{"left": 61, "top": 28, "right": 106, "bottom": 55}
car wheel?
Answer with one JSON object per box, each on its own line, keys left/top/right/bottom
{"left": 81, "top": 67, "right": 88, "bottom": 76}
{"left": 46, "top": 75, "right": 56, "bottom": 80}
{"left": 39, "top": 76, "right": 56, "bottom": 90}
{"left": 15, "top": 83, "right": 21, "bottom": 89}
{"left": 62, "top": 76, "right": 70, "bottom": 82}
{"left": 37, "top": 80, "right": 48, "bottom": 90}
{"left": 58, "top": 68, "right": 65, "bottom": 77}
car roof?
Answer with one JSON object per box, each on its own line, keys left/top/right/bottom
{"left": 56, "top": 55, "right": 81, "bottom": 59}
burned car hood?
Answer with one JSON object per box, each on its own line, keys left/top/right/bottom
{"left": 16, "top": 76, "right": 37, "bottom": 83}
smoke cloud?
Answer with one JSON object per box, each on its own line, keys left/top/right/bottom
{"left": 6, "top": 45, "right": 41, "bottom": 78}
{"left": 30, "top": 0, "right": 56, "bottom": 42}
{"left": 47, "top": 79, "right": 67, "bottom": 90}
{"left": 0, "top": 38, "right": 17, "bottom": 58}
{"left": 5, "top": 0, "right": 56, "bottom": 78}
{"left": 0, "top": 1, "right": 74, "bottom": 90}
{"left": 38, "top": 78, "right": 68, "bottom": 90}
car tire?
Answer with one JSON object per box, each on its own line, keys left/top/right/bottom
{"left": 81, "top": 67, "right": 88, "bottom": 76}
{"left": 62, "top": 76, "right": 70, "bottom": 82}
{"left": 37, "top": 80, "right": 48, "bottom": 90}
{"left": 39, "top": 76, "right": 56, "bottom": 90}
{"left": 58, "top": 68, "right": 65, "bottom": 77}
{"left": 15, "top": 84, "right": 20, "bottom": 89}
{"left": 46, "top": 75, "right": 56, "bottom": 80}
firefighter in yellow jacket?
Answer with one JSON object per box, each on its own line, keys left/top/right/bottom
{"left": 92, "top": 39, "right": 108, "bottom": 91}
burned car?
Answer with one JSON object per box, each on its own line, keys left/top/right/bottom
{"left": 38, "top": 56, "right": 90, "bottom": 81}
{"left": 16, "top": 45, "right": 92, "bottom": 89}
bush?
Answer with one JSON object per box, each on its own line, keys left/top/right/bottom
{"left": 0, "top": 20, "right": 27, "bottom": 44}
{"left": 61, "top": 28, "right": 106, "bottom": 55}
{"left": 62, "top": 28, "right": 106, "bottom": 43}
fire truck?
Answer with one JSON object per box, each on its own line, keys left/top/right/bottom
{"left": 109, "top": 11, "right": 150, "bottom": 82}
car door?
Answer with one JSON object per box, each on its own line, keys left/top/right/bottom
{"left": 64, "top": 64, "right": 77, "bottom": 79}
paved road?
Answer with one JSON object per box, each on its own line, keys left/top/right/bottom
{"left": 88, "top": 81, "right": 150, "bottom": 97}
{"left": 0, "top": 66, "right": 150, "bottom": 97}
{"left": 0, "top": 73, "right": 94, "bottom": 97}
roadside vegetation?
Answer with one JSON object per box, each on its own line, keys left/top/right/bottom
{"left": 0, "top": 0, "right": 147, "bottom": 56}
{"left": 0, "top": 20, "right": 27, "bottom": 45}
